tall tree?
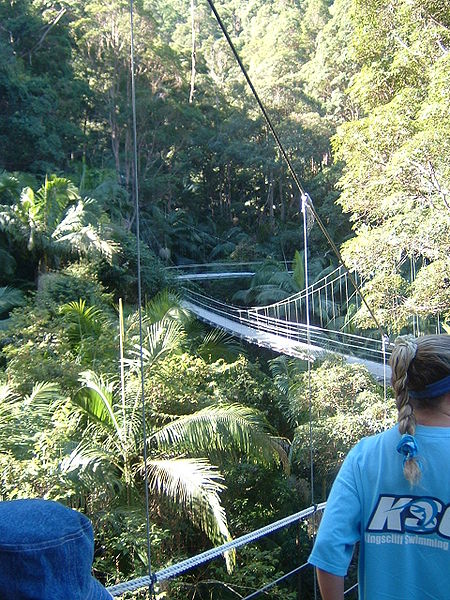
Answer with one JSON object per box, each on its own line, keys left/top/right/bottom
{"left": 0, "top": 176, "right": 117, "bottom": 281}
{"left": 330, "top": 0, "right": 450, "bottom": 331}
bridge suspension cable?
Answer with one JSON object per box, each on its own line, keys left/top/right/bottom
{"left": 205, "top": 0, "right": 384, "bottom": 338}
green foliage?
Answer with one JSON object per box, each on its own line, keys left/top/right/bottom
{"left": 35, "top": 262, "right": 112, "bottom": 308}
{"left": 202, "top": 545, "right": 297, "bottom": 600}
{"left": 408, "top": 258, "right": 450, "bottom": 322}
{"left": 287, "top": 356, "right": 395, "bottom": 496}
{"left": 94, "top": 231, "right": 171, "bottom": 302}
{"left": 0, "top": 304, "right": 78, "bottom": 394}
{"left": 1, "top": 0, "right": 449, "bottom": 595}
{"left": 151, "top": 404, "right": 287, "bottom": 471}
{"left": 60, "top": 299, "right": 105, "bottom": 346}
{"left": 93, "top": 507, "right": 172, "bottom": 588}
{"left": 0, "top": 2, "right": 85, "bottom": 173}
{"left": 292, "top": 250, "right": 305, "bottom": 290}
{"left": 330, "top": 2, "right": 450, "bottom": 332}
{"left": 232, "top": 259, "right": 298, "bottom": 306}
{"left": 0, "top": 176, "right": 119, "bottom": 282}
{"left": 0, "top": 286, "right": 26, "bottom": 319}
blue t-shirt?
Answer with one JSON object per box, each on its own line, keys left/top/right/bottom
{"left": 308, "top": 425, "right": 450, "bottom": 599}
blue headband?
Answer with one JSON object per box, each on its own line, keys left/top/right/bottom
{"left": 408, "top": 374, "right": 450, "bottom": 400}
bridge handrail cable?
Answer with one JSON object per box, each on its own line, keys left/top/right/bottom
{"left": 106, "top": 503, "right": 326, "bottom": 596}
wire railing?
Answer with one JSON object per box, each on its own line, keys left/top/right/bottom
{"left": 106, "top": 501, "right": 359, "bottom": 598}
{"left": 166, "top": 261, "right": 294, "bottom": 272}
{"left": 183, "top": 288, "right": 388, "bottom": 365}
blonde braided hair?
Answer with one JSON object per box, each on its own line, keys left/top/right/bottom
{"left": 390, "top": 334, "right": 450, "bottom": 485}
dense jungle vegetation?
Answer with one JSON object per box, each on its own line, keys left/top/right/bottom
{"left": 0, "top": 0, "right": 449, "bottom": 598}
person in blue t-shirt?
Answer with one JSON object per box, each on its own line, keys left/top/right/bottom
{"left": 308, "top": 334, "right": 450, "bottom": 600}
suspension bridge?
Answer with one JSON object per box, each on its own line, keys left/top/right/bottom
{"left": 175, "top": 264, "right": 391, "bottom": 381}
{"left": 104, "top": 263, "right": 380, "bottom": 597}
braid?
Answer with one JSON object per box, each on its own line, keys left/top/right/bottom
{"left": 390, "top": 336, "right": 420, "bottom": 485}
{"left": 390, "top": 336, "right": 417, "bottom": 435}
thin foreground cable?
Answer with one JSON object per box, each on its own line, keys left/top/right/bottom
{"left": 345, "top": 582, "right": 359, "bottom": 596}
{"left": 302, "top": 195, "right": 317, "bottom": 600}
{"left": 204, "top": 0, "right": 384, "bottom": 339}
{"left": 241, "top": 562, "right": 309, "bottom": 600}
{"left": 240, "top": 566, "right": 357, "bottom": 600}
{"left": 382, "top": 333, "right": 390, "bottom": 428}
{"left": 129, "top": 0, "right": 155, "bottom": 596}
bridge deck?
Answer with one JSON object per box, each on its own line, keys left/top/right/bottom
{"left": 176, "top": 272, "right": 255, "bottom": 281}
{"left": 183, "top": 300, "right": 390, "bottom": 381}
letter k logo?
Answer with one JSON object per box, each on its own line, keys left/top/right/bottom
{"left": 368, "top": 496, "right": 412, "bottom": 532}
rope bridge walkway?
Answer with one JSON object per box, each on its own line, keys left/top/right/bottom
{"left": 182, "top": 265, "right": 391, "bottom": 381}
{"left": 167, "top": 261, "right": 293, "bottom": 281}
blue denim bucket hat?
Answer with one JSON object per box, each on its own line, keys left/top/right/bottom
{"left": 0, "top": 498, "right": 113, "bottom": 599}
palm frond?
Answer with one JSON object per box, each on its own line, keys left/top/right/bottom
{"left": 24, "top": 381, "right": 60, "bottom": 407}
{"left": 0, "top": 384, "right": 19, "bottom": 424}
{"left": 52, "top": 199, "right": 119, "bottom": 262}
{"left": 312, "top": 263, "right": 337, "bottom": 283}
{"left": 36, "top": 176, "right": 79, "bottom": 231}
{"left": 129, "top": 319, "right": 184, "bottom": 370}
{"left": 59, "top": 299, "right": 104, "bottom": 345}
{"left": 0, "top": 385, "right": 21, "bottom": 449}
{"left": 72, "top": 371, "right": 123, "bottom": 441}
{"left": 209, "top": 241, "right": 236, "bottom": 259}
{"left": 146, "top": 457, "right": 234, "bottom": 568}
{"left": 143, "top": 290, "right": 188, "bottom": 325}
{"left": 0, "top": 172, "right": 20, "bottom": 202}
{"left": 61, "top": 437, "right": 124, "bottom": 496}
{"left": 254, "top": 286, "right": 291, "bottom": 305}
{"left": 18, "top": 186, "right": 37, "bottom": 222}
{"left": 0, "top": 384, "right": 16, "bottom": 405}
{"left": 61, "top": 437, "right": 123, "bottom": 476}
{"left": 267, "top": 271, "right": 298, "bottom": 292}
{"left": 0, "top": 286, "right": 25, "bottom": 316}
{"left": 196, "top": 329, "right": 243, "bottom": 363}
{"left": 269, "top": 355, "right": 307, "bottom": 397}
{"left": 231, "top": 288, "right": 255, "bottom": 304}
{"left": 150, "top": 404, "right": 289, "bottom": 471}
{"left": 0, "top": 249, "right": 16, "bottom": 278}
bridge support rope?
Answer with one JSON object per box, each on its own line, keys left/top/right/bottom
{"left": 106, "top": 503, "right": 326, "bottom": 596}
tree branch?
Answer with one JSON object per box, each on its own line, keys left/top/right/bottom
{"left": 23, "top": 7, "right": 67, "bottom": 60}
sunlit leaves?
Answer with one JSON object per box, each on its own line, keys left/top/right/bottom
{"left": 146, "top": 457, "right": 235, "bottom": 568}
{"left": 332, "top": 5, "right": 450, "bottom": 332}
{"left": 59, "top": 299, "right": 104, "bottom": 346}
{"left": 150, "top": 403, "right": 288, "bottom": 471}
{"left": 0, "top": 176, "right": 119, "bottom": 273}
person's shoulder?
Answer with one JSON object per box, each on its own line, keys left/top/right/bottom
{"left": 352, "top": 426, "right": 398, "bottom": 452}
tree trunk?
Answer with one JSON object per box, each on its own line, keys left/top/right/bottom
{"left": 189, "top": 0, "right": 196, "bottom": 103}
{"left": 279, "top": 175, "right": 285, "bottom": 222}
{"left": 267, "top": 168, "right": 274, "bottom": 227}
